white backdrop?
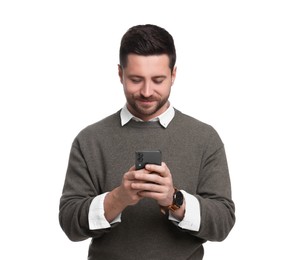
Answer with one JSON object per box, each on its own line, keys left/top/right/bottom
{"left": 1, "top": 1, "right": 295, "bottom": 259}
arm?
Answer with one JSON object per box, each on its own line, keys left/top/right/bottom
{"left": 170, "top": 145, "right": 235, "bottom": 241}
{"left": 59, "top": 139, "right": 146, "bottom": 241}
{"left": 133, "top": 164, "right": 202, "bottom": 232}
{"left": 196, "top": 136, "right": 235, "bottom": 241}
{"left": 103, "top": 168, "right": 143, "bottom": 223}
{"left": 59, "top": 140, "right": 106, "bottom": 241}
{"left": 131, "top": 130, "right": 235, "bottom": 241}
{"left": 88, "top": 193, "right": 122, "bottom": 230}
{"left": 168, "top": 191, "right": 201, "bottom": 232}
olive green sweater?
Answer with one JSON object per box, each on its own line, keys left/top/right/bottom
{"left": 59, "top": 109, "right": 235, "bottom": 260}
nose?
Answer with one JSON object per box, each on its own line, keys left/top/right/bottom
{"left": 140, "top": 81, "right": 153, "bottom": 97}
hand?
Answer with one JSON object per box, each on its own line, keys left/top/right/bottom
{"left": 111, "top": 165, "right": 145, "bottom": 208}
{"left": 131, "top": 162, "right": 175, "bottom": 207}
{"left": 104, "top": 165, "right": 144, "bottom": 222}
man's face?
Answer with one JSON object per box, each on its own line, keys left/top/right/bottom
{"left": 119, "top": 54, "right": 176, "bottom": 121}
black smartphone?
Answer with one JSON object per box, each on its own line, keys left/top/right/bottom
{"left": 135, "top": 150, "right": 162, "bottom": 170}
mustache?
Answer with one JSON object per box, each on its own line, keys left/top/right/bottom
{"left": 135, "top": 95, "right": 158, "bottom": 102}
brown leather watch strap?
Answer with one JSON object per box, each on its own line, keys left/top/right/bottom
{"left": 160, "top": 187, "right": 182, "bottom": 214}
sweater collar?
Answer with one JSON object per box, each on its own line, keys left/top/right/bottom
{"left": 120, "top": 103, "right": 175, "bottom": 128}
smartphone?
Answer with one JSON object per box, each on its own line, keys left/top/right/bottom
{"left": 135, "top": 150, "right": 162, "bottom": 170}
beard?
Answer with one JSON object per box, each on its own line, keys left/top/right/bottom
{"left": 126, "top": 94, "right": 169, "bottom": 119}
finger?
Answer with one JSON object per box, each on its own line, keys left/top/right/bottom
{"left": 125, "top": 165, "right": 149, "bottom": 179}
{"left": 129, "top": 165, "right": 136, "bottom": 171}
{"left": 124, "top": 169, "right": 138, "bottom": 181}
{"left": 145, "top": 162, "right": 169, "bottom": 177}
{"left": 136, "top": 168, "right": 151, "bottom": 175}
{"left": 134, "top": 172, "right": 162, "bottom": 185}
{"left": 131, "top": 182, "right": 163, "bottom": 193}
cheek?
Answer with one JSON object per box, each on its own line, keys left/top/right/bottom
{"left": 123, "top": 84, "right": 137, "bottom": 98}
{"left": 156, "top": 84, "right": 171, "bottom": 97}
{"left": 123, "top": 86, "right": 131, "bottom": 97}
{"left": 123, "top": 82, "right": 142, "bottom": 94}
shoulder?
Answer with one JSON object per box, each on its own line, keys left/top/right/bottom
{"left": 173, "top": 109, "right": 216, "bottom": 132}
{"left": 75, "top": 110, "right": 121, "bottom": 141}
{"left": 172, "top": 108, "right": 223, "bottom": 145}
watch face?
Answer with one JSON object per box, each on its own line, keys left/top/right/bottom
{"left": 175, "top": 191, "right": 184, "bottom": 206}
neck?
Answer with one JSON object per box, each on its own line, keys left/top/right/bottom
{"left": 127, "top": 101, "right": 170, "bottom": 122}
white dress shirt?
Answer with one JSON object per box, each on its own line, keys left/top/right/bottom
{"left": 89, "top": 104, "right": 201, "bottom": 232}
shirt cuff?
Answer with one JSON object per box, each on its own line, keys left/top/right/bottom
{"left": 88, "top": 192, "right": 121, "bottom": 230}
{"left": 168, "top": 190, "right": 201, "bottom": 232}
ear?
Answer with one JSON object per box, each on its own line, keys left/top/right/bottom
{"left": 171, "top": 66, "right": 177, "bottom": 85}
{"left": 118, "top": 64, "right": 123, "bottom": 84}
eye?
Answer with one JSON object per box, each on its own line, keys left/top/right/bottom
{"left": 153, "top": 79, "right": 164, "bottom": 84}
{"left": 130, "top": 78, "right": 142, "bottom": 84}
{"left": 153, "top": 77, "right": 166, "bottom": 84}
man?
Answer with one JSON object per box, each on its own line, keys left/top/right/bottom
{"left": 59, "top": 24, "right": 235, "bottom": 260}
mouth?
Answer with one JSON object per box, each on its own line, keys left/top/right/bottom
{"left": 137, "top": 99, "right": 156, "bottom": 106}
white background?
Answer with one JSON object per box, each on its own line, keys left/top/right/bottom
{"left": 1, "top": 1, "right": 295, "bottom": 259}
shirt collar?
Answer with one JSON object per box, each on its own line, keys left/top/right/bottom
{"left": 120, "top": 103, "right": 175, "bottom": 128}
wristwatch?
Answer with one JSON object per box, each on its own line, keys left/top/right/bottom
{"left": 160, "top": 187, "right": 184, "bottom": 215}
{"left": 167, "top": 188, "right": 184, "bottom": 211}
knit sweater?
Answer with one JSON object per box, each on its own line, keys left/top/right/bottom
{"left": 59, "top": 109, "right": 235, "bottom": 260}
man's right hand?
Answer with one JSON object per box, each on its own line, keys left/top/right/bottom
{"left": 103, "top": 166, "right": 146, "bottom": 222}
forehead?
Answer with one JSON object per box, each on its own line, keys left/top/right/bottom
{"left": 124, "top": 54, "right": 171, "bottom": 75}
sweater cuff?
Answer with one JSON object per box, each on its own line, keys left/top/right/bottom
{"left": 89, "top": 192, "right": 121, "bottom": 230}
{"left": 168, "top": 190, "right": 201, "bottom": 232}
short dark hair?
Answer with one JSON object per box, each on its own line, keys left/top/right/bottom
{"left": 119, "top": 24, "right": 176, "bottom": 71}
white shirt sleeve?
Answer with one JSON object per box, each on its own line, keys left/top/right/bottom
{"left": 88, "top": 192, "right": 122, "bottom": 230}
{"left": 168, "top": 190, "right": 201, "bottom": 232}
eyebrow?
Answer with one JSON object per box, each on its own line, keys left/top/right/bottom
{"left": 127, "top": 75, "right": 167, "bottom": 79}
{"left": 152, "top": 76, "right": 167, "bottom": 80}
